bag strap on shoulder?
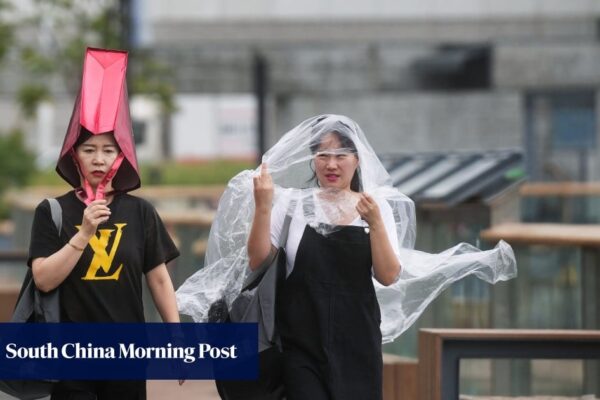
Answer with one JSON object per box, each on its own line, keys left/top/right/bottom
{"left": 278, "top": 213, "right": 292, "bottom": 247}
{"left": 11, "top": 198, "right": 62, "bottom": 323}
{"left": 278, "top": 199, "right": 296, "bottom": 247}
{"left": 47, "top": 198, "right": 62, "bottom": 234}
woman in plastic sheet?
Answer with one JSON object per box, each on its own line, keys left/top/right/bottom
{"left": 28, "top": 48, "right": 181, "bottom": 399}
{"left": 177, "top": 114, "right": 517, "bottom": 400}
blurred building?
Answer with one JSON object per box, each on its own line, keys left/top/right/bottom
{"left": 139, "top": 0, "right": 600, "bottom": 181}
{"left": 1, "top": 0, "right": 599, "bottom": 177}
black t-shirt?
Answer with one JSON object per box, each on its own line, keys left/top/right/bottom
{"left": 28, "top": 191, "right": 179, "bottom": 322}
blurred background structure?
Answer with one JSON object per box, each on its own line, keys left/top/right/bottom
{"left": 1, "top": 0, "right": 600, "bottom": 399}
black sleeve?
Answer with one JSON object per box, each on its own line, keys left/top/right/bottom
{"left": 143, "top": 203, "right": 180, "bottom": 274}
{"left": 27, "top": 200, "right": 63, "bottom": 267}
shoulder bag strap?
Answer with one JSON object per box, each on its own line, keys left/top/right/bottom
{"left": 35, "top": 198, "right": 62, "bottom": 323}
{"left": 12, "top": 199, "right": 62, "bottom": 323}
{"left": 46, "top": 198, "right": 62, "bottom": 234}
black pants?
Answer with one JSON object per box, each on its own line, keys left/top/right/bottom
{"left": 283, "top": 361, "right": 330, "bottom": 400}
{"left": 51, "top": 380, "right": 146, "bottom": 400}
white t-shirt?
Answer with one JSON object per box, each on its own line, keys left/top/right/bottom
{"left": 270, "top": 193, "right": 401, "bottom": 277}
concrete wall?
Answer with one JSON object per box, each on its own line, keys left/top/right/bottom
{"left": 275, "top": 92, "right": 523, "bottom": 154}
{"left": 147, "top": 14, "right": 600, "bottom": 179}
{"left": 495, "top": 43, "right": 600, "bottom": 88}
{"left": 149, "top": 17, "right": 600, "bottom": 91}
{"left": 143, "top": 0, "right": 600, "bottom": 22}
{"left": 151, "top": 17, "right": 597, "bottom": 45}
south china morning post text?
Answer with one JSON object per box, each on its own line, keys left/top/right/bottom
{"left": 0, "top": 323, "right": 258, "bottom": 380}
{"left": 5, "top": 341, "right": 238, "bottom": 363}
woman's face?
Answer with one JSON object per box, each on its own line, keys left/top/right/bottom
{"left": 314, "top": 132, "right": 359, "bottom": 191}
{"left": 75, "top": 133, "right": 119, "bottom": 188}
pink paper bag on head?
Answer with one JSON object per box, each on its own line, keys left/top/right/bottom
{"left": 56, "top": 47, "right": 140, "bottom": 203}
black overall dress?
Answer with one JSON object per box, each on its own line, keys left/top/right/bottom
{"left": 276, "top": 223, "right": 383, "bottom": 400}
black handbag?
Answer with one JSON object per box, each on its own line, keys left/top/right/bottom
{"left": 212, "top": 212, "right": 292, "bottom": 400}
{"left": 0, "top": 198, "right": 61, "bottom": 400}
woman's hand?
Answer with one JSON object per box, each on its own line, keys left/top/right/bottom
{"left": 356, "top": 193, "right": 383, "bottom": 228}
{"left": 357, "top": 193, "right": 401, "bottom": 286}
{"left": 248, "top": 163, "right": 275, "bottom": 270}
{"left": 253, "top": 163, "right": 274, "bottom": 211}
{"left": 80, "top": 199, "right": 111, "bottom": 238}
{"left": 32, "top": 198, "right": 110, "bottom": 292}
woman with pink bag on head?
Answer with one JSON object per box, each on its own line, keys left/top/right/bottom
{"left": 28, "top": 48, "right": 182, "bottom": 399}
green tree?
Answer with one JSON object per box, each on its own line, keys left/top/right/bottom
{"left": 16, "top": 0, "right": 175, "bottom": 116}
{"left": 0, "top": 0, "right": 13, "bottom": 64}
{"left": 0, "top": 130, "right": 36, "bottom": 217}
{"left": 0, "top": 130, "right": 35, "bottom": 188}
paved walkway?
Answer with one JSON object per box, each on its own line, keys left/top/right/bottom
{"left": 148, "top": 380, "right": 220, "bottom": 399}
{"left": 461, "top": 397, "right": 599, "bottom": 400}
{"left": 0, "top": 380, "right": 220, "bottom": 400}
{"left": 3, "top": 387, "right": 598, "bottom": 400}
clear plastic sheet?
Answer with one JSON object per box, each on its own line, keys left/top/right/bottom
{"left": 176, "top": 114, "right": 517, "bottom": 343}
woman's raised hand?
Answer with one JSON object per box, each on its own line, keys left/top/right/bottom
{"left": 80, "top": 199, "right": 111, "bottom": 238}
{"left": 356, "top": 193, "right": 383, "bottom": 228}
{"left": 253, "top": 163, "right": 274, "bottom": 210}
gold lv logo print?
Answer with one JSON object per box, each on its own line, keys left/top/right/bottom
{"left": 78, "top": 223, "right": 127, "bottom": 281}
